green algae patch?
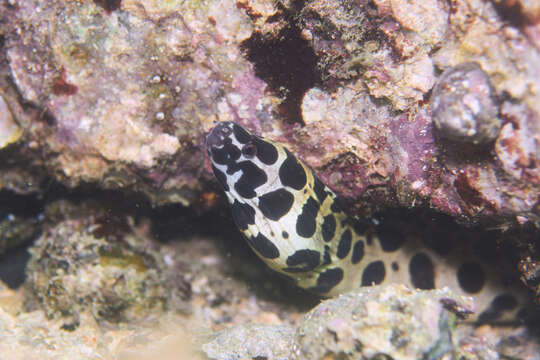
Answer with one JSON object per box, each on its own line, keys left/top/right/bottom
{"left": 98, "top": 246, "right": 148, "bottom": 273}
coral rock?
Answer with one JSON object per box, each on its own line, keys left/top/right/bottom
{"left": 25, "top": 209, "right": 190, "bottom": 325}
{"left": 431, "top": 62, "right": 500, "bottom": 145}
{"left": 293, "top": 285, "right": 479, "bottom": 359}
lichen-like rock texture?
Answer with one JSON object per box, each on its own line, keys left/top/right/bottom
{"left": 25, "top": 201, "right": 191, "bottom": 326}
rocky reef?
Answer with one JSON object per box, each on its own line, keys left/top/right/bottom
{"left": 202, "top": 285, "right": 540, "bottom": 359}
{"left": 1, "top": 0, "right": 280, "bottom": 205}
{"left": 0, "top": 0, "right": 538, "bottom": 223}
{"left": 0, "top": 0, "right": 540, "bottom": 358}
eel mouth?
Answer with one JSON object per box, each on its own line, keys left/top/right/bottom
{"left": 205, "top": 121, "right": 234, "bottom": 150}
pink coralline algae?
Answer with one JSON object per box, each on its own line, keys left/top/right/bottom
{"left": 0, "top": 0, "right": 539, "bottom": 226}
{"left": 496, "top": 102, "right": 540, "bottom": 185}
{"left": 288, "top": 0, "right": 540, "bottom": 225}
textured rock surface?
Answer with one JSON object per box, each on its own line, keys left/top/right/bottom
{"left": 292, "top": 0, "right": 540, "bottom": 223}
{"left": 202, "top": 324, "right": 294, "bottom": 360}
{"left": 0, "top": 283, "right": 203, "bottom": 360}
{"left": 292, "top": 285, "right": 478, "bottom": 359}
{"left": 1, "top": 0, "right": 281, "bottom": 205}
{"left": 25, "top": 202, "right": 192, "bottom": 325}
{"left": 0, "top": 92, "right": 22, "bottom": 148}
{"left": 0, "top": 0, "right": 538, "bottom": 226}
{"left": 0, "top": 196, "right": 311, "bottom": 359}
{"left": 200, "top": 284, "right": 540, "bottom": 360}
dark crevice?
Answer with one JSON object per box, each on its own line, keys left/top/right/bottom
{"left": 0, "top": 184, "right": 152, "bottom": 289}
{"left": 93, "top": 0, "right": 122, "bottom": 14}
{"left": 0, "top": 180, "right": 538, "bottom": 314}
{"left": 491, "top": 1, "right": 531, "bottom": 27}
{"left": 0, "top": 180, "right": 314, "bottom": 306}
{"left": 0, "top": 190, "right": 44, "bottom": 218}
{"left": 289, "top": 0, "right": 307, "bottom": 11}
{"left": 0, "top": 190, "right": 46, "bottom": 288}
{"left": 241, "top": 25, "right": 321, "bottom": 125}
{"left": 150, "top": 203, "right": 236, "bottom": 243}
{"left": 0, "top": 245, "right": 30, "bottom": 288}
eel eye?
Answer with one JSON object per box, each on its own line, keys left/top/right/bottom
{"left": 242, "top": 143, "right": 257, "bottom": 158}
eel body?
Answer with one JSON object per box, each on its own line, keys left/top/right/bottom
{"left": 206, "top": 121, "right": 528, "bottom": 323}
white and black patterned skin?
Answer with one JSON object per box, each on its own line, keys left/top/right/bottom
{"left": 206, "top": 121, "right": 529, "bottom": 323}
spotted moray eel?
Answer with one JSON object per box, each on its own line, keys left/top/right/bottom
{"left": 206, "top": 121, "right": 530, "bottom": 323}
